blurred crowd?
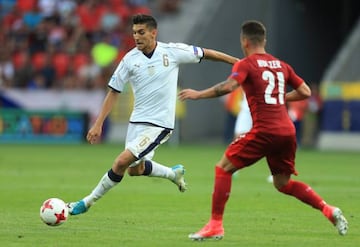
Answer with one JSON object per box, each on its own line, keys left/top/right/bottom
{"left": 0, "top": 0, "right": 181, "bottom": 90}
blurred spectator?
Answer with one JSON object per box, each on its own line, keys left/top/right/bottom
{"left": 76, "top": 0, "right": 107, "bottom": 43}
{"left": 47, "top": 17, "right": 67, "bottom": 50}
{"left": 38, "top": 0, "right": 58, "bottom": 18}
{"left": 6, "top": 9, "right": 27, "bottom": 52}
{"left": 101, "top": 7, "right": 121, "bottom": 33}
{"left": 38, "top": 52, "right": 56, "bottom": 88}
{"left": 13, "top": 51, "right": 34, "bottom": 88}
{"left": 75, "top": 50, "right": 102, "bottom": 89}
{"left": 288, "top": 99, "right": 309, "bottom": 147}
{"left": 111, "top": 0, "right": 131, "bottom": 24}
{"left": 1, "top": 1, "right": 20, "bottom": 29}
{"left": 22, "top": 4, "right": 43, "bottom": 30}
{"left": 57, "top": 0, "right": 78, "bottom": 27}
{"left": 308, "top": 84, "right": 323, "bottom": 116}
{"left": 0, "top": 47, "right": 14, "bottom": 88}
{"left": 28, "top": 20, "right": 48, "bottom": 54}
{"left": 61, "top": 70, "right": 78, "bottom": 89}
{"left": 307, "top": 83, "right": 323, "bottom": 144}
{"left": 27, "top": 72, "right": 46, "bottom": 89}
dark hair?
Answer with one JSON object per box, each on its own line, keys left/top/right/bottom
{"left": 132, "top": 14, "right": 157, "bottom": 29}
{"left": 241, "top": 20, "right": 266, "bottom": 45}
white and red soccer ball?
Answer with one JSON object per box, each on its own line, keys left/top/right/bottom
{"left": 40, "top": 198, "right": 68, "bottom": 226}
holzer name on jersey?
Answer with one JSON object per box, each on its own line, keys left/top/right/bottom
{"left": 257, "top": 59, "right": 281, "bottom": 69}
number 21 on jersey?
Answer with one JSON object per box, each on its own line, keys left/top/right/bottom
{"left": 262, "top": 70, "right": 285, "bottom": 105}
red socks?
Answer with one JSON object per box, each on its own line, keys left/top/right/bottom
{"left": 211, "top": 166, "right": 233, "bottom": 221}
{"left": 279, "top": 180, "right": 326, "bottom": 211}
{"left": 210, "top": 169, "right": 331, "bottom": 225}
{"left": 209, "top": 168, "right": 332, "bottom": 226}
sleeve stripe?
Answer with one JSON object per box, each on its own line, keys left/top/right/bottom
{"left": 108, "top": 85, "right": 121, "bottom": 93}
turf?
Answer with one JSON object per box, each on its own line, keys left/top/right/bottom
{"left": 0, "top": 143, "right": 358, "bottom": 247}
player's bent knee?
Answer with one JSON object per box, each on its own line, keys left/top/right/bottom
{"left": 127, "top": 168, "right": 137, "bottom": 176}
{"left": 273, "top": 174, "right": 291, "bottom": 191}
{"left": 274, "top": 181, "right": 286, "bottom": 191}
{"left": 276, "top": 181, "right": 294, "bottom": 194}
{"left": 127, "top": 166, "right": 143, "bottom": 176}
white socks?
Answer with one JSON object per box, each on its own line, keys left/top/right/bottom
{"left": 83, "top": 173, "right": 118, "bottom": 206}
{"left": 148, "top": 160, "right": 175, "bottom": 180}
{"left": 82, "top": 161, "right": 175, "bottom": 206}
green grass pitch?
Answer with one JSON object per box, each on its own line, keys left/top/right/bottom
{"left": 0, "top": 143, "right": 359, "bottom": 247}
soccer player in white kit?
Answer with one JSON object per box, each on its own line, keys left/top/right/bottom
{"left": 67, "top": 14, "right": 239, "bottom": 215}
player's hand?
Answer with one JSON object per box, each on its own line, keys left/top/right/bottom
{"left": 178, "top": 89, "right": 200, "bottom": 101}
{"left": 86, "top": 125, "right": 102, "bottom": 144}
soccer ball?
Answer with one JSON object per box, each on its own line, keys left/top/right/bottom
{"left": 40, "top": 198, "right": 69, "bottom": 226}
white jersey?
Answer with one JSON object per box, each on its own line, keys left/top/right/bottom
{"left": 109, "top": 41, "right": 204, "bottom": 129}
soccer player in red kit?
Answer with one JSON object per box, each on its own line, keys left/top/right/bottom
{"left": 179, "top": 20, "right": 348, "bottom": 240}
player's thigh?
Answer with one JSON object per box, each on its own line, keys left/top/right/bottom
{"left": 225, "top": 131, "right": 266, "bottom": 169}
{"left": 126, "top": 123, "right": 172, "bottom": 167}
{"left": 266, "top": 135, "right": 297, "bottom": 175}
{"left": 112, "top": 149, "right": 138, "bottom": 174}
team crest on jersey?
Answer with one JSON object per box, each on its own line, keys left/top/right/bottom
{"left": 148, "top": 66, "right": 155, "bottom": 76}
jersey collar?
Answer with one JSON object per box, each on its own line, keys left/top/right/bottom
{"left": 143, "top": 42, "right": 157, "bottom": 58}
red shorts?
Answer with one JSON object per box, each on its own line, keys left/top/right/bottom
{"left": 225, "top": 131, "right": 298, "bottom": 175}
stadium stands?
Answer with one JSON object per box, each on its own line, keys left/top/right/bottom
{"left": 0, "top": 0, "right": 156, "bottom": 90}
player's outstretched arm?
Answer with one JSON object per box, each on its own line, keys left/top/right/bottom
{"left": 87, "top": 89, "right": 119, "bottom": 144}
{"left": 179, "top": 78, "right": 239, "bottom": 101}
{"left": 285, "top": 82, "right": 311, "bottom": 102}
{"left": 203, "top": 48, "right": 239, "bottom": 65}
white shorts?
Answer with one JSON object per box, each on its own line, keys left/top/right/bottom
{"left": 234, "top": 95, "right": 253, "bottom": 135}
{"left": 126, "top": 123, "right": 172, "bottom": 167}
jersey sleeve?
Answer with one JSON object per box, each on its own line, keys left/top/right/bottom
{"left": 228, "top": 60, "right": 248, "bottom": 85}
{"left": 168, "top": 42, "right": 204, "bottom": 64}
{"left": 108, "top": 59, "right": 129, "bottom": 92}
{"left": 286, "top": 64, "right": 304, "bottom": 89}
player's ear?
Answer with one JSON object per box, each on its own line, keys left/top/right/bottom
{"left": 243, "top": 38, "right": 249, "bottom": 47}
{"left": 151, "top": 28, "right": 158, "bottom": 38}
{"left": 240, "top": 35, "right": 246, "bottom": 47}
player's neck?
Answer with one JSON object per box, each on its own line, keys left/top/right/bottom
{"left": 143, "top": 41, "right": 157, "bottom": 57}
{"left": 247, "top": 47, "right": 266, "bottom": 56}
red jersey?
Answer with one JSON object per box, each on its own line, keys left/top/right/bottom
{"left": 229, "top": 53, "right": 303, "bottom": 135}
